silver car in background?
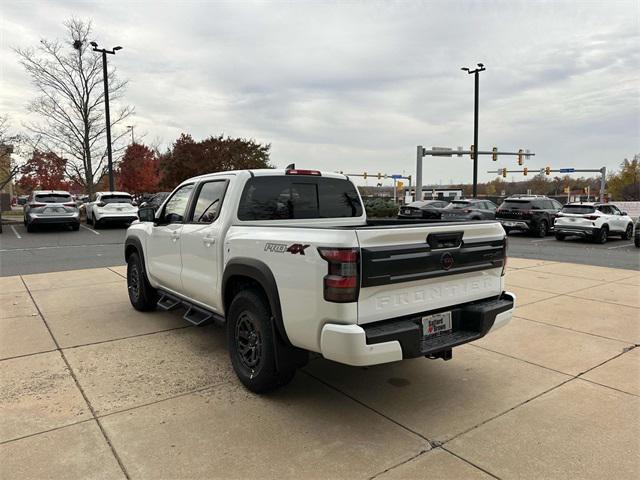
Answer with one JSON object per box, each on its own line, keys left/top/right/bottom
{"left": 23, "top": 190, "right": 80, "bottom": 232}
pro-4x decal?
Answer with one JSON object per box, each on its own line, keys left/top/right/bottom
{"left": 264, "top": 242, "right": 310, "bottom": 255}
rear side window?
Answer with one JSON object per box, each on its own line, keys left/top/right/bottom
{"left": 238, "top": 176, "right": 363, "bottom": 220}
{"left": 561, "top": 205, "right": 595, "bottom": 214}
{"left": 35, "top": 194, "right": 72, "bottom": 203}
{"left": 448, "top": 201, "right": 470, "bottom": 210}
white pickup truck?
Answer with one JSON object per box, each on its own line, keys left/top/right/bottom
{"left": 125, "top": 168, "right": 515, "bottom": 392}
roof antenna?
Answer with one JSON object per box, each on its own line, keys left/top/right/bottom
{"left": 285, "top": 163, "right": 295, "bottom": 170}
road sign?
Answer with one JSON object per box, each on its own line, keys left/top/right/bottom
{"left": 390, "top": 174, "right": 403, "bottom": 179}
{"left": 559, "top": 168, "right": 575, "bottom": 173}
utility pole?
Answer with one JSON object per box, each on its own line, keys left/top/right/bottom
{"left": 91, "top": 41, "right": 122, "bottom": 192}
{"left": 127, "top": 125, "right": 134, "bottom": 144}
{"left": 461, "top": 63, "right": 486, "bottom": 197}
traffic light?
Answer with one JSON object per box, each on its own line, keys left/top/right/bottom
{"left": 523, "top": 166, "right": 528, "bottom": 176}
{"left": 502, "top": 168, "right": 507, "bottom": 178}
{"left": 377, "top": 172, "right": 382, "bottom": 180}
{"left": 363, "top": 172, "right": 367, "bottom": 179}
{"left": 492, "top": 147, "right": 498, "bottom": 161}
{"left": 397, "top": 181, "right": 404, "bottom": 191}
{"left": 517, "top": 149, "right": 524, "bottom": 166}
{"left": 470, "top": 145, "right": 475, "bottom": 159}
{"left": 545, "top": 166, "right": 551, "bottom": 175}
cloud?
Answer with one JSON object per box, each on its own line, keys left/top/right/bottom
{"left": 1, "top": 0, "right": 638, "bottom": 186}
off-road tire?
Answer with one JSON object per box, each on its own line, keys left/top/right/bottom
{"left": 621, "top": 223, "right": 633, "bottom": 240}
{"left": 26, "top": 222, "right": 36, "bottom": 233}
{"left": 127, "top": 251, "right": 158, "bottom": 311}
{"left": 227, "top": 289, "right": 300, "bottom": 393}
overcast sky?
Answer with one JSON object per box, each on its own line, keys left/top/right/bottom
{"left": 1, "top": 0, "right": 639, "bottom": 186}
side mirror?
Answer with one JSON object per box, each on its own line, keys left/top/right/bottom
{"left": 138, "top": 206, "right": 156, "bottom": 222}
{"left": 622, "top": 211, "right": 628, "bottom": 216}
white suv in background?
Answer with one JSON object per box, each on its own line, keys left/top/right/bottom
{"left": 554, "top": 202, "right": 634, "bottom": 244}
{"left": 86, "top": 191, "right": 138, "bottom": 228}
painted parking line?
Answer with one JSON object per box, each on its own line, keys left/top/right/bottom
{"left": 10, "top": 225, "right": 22, "bottom": 239}
{"left": 80, "top": 224, "right": 100, "bottom": 235}
{"left": 530, "top": 237, "right": 556, "bottom": 243}
{"left": 607, "top": 243, "right": 634, "bottom": 250}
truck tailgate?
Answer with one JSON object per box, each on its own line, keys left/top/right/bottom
{"left": 356, "top": 222, "right": 506, "bottom": 324}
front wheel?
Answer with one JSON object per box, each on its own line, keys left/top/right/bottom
{"left": 127, "top": 252, "right": 158, "bottom": 311}
{"left": 227, "top": 290, "right": 301, "bottom": 393}
{"left": 621, "top": 223, "right": 633, "bottom": 240}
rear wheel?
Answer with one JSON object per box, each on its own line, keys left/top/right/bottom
{"left": 621, "top": 223, "right": 633, "bottom": 240}
{"left": 127, "top": 252, "right": 158, "bottom": 311}
{"left": 595, "top": 226, "right": 608, "bottom": 244}
{"left": 536, "top": 220, "right": 548, "bottom": 238}
{"left": 227, "top": 289, "right": 302, "bottom": 393}
{"left": 26, "top": 222, "right": 36, "bottom": 233}
{"left": 555, "top": 233, "right": 565, "bottom": 241}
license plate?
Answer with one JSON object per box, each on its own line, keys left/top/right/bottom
{"left": 116, "top": 207, "right": 123, "bottom": 211}
{"left": 44, "top": 207, "right": 63, "bottom": 214}
{"left": 403, "top": 209, "right": 411, "bottom": 215}
{"left": 569, "top": 218, "right": 576, "bottom": 222}
{"left": 422, "top": 311, "right": 452, "bottom": 337}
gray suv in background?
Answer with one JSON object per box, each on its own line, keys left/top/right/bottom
{"left": 23, "top": 190, "right": 80, "bottom": 232}
{"left": 440, "top": 199, "right": 497, "bottom": 221}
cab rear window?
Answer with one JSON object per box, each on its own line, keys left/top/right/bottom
{"left": 238, "top": 176, "right": 363, "bottom": 220}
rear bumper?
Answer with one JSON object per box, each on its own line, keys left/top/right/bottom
{"left": 320, "top": 292, "right": 515, "bottom": 366}
{"left": 498, "top": 219, "right": 531, "bottom": 230}
{"left": 28, "top": 213, "right": 79, "bottom": 225}
{"left": 554, "top": 225, "right": 597, "bottom": 237}
{"left": 95, "top": 212, "right": 138, "bottom": 223}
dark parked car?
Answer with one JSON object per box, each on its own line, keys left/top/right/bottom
{"left": 398, "top": 199, "right": 450, "bottom": 219}
{"left": 139, "top": 192, "right": 170, "bottom": 211}
{"left": 440, "top": 199, "right": 497, "bottom": 221}
{"left": 496, "top": 195, "right": 563, "bottom": 237}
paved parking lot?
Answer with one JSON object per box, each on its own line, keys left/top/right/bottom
{"left": 1, "top": 259, "right": 638, "bottom": 479}
{"left": 1, "top": 222, "right": 638, "bottom": 277}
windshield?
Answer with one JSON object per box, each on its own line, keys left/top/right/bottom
{"left": 561, "top": 205, "right": 595, "bottom": 214}
{"left": 35, "top": 194, "right": 72, "bottom": 204}
{"left": 102, "top": 195, "right": 132, "bottom": 204}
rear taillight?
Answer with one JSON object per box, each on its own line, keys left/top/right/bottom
{"left": 501, "top": 236, "right": 508, "bottom": 276}
{"left": 318, "top": 247, "right": 359, "bottom": 303}
{"left": 583, "top": 215, "right": 598, "bottom": 221}
{"left": 30, "top": 202, "right": 46, "bottom": 207}
{"left": 63, "top": 202, "right": 77, "bottom": 208}
{"left": 97, "top": 202, "right": 106, "bottom": 207}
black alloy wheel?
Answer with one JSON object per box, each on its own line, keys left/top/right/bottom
{"left": 537, "top": 220, "right": 548, "bottom": 238}
{"left": 235, "top": 312, "right": 263, "bottom": 371}
{"left": 621, "top": 224, "right": 633, "bottom": 240}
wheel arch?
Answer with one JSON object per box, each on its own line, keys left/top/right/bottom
{"left": 124, "top": 236, "right": 145, "bottom": 270}
{"left": 222, "top": 258, "right": 291, "bottom": 345}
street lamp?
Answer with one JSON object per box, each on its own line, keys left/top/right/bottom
{"left": 126, "top": 125, "right": 134, "bottom": 144}
{"left": 461, "top": 63, "right": 486, "bottom": 198}
{"left": 91, "top": 41, "right": 123, "bottom": 192}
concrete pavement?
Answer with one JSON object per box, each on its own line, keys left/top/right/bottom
{"left": 1, "top": 260, "right": 639, "bottom": 479}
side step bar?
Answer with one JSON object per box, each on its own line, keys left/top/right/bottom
{"left": 157, "top": 290, "right": 225, "bottom": 327}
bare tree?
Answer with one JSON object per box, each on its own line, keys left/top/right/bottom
{"left": 0, "top": 115, "right": 23, "bottom": 191}
{"left": 15, "top": 18, "right": 133, "bottom": 198}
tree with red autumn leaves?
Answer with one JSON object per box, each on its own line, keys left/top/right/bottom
{"left": 158, "top": 134, "right": 272, "bottom": 189}
{"left": 116, "top": 143, "right": 160, "bottom": 196}
{"left": 17, "top": 151, "right": 70, "bottom": 192}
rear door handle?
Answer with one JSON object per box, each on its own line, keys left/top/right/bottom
{"left": 203, "top": 235, "right": 215, "bottom": 247}
{"left": 171, "top": 232, "right": 180, "bottom": 242}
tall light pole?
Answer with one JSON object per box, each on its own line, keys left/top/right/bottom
{"left": 126, "top": 125, "right": 134, "bottom": 144}
{"left": 461, "top": 63, "right": 486, "bottom": 198}
{"left": 91, "top": 41, "right": 122, "bottom": 192}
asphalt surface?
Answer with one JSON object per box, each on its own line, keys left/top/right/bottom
{"left": 0, "top": 221, "right": 638, "bottom": 276}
